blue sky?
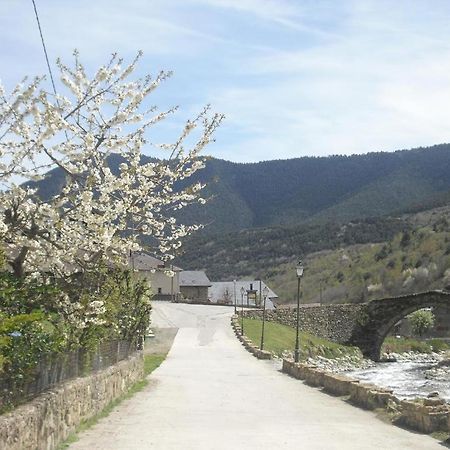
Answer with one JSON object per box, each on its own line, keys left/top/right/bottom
{"left": 2, "top": 0, "right": 450, "bottom": 162}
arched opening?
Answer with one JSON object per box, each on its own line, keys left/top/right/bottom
{"left": 371, "top": 302, "right": 450, "bottom": 360}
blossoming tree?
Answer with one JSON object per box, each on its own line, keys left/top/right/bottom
{"left": 0, "top": 51, "right": 223, "bottom": 278}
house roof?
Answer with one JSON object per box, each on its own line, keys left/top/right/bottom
{"left": 179, "top": 270, "right": 211, "bottom": 287}
{"left": 209, "top": 280, "right": 278, "bottom": 309}
{"left": 129, "top": 252, "right": 182, "bottom": 272}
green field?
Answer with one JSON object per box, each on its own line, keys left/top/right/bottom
{"left": 241, "top": 318, "right": 360, "bottom": 359}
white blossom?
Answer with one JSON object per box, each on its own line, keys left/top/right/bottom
{"left": 0, "top": 52, "right": 224, "bottom": 279}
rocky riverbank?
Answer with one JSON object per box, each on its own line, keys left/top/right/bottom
{"left": 425, "top": 358, "right": 450, "bottom": 382}
{"left": 300, "top": 351, "right": 450, "bottom": 402}
{"left": 305, "top": 354, "right": 375, "bottom": 372}
{"left": 304, "top": 350, "right": 449, "bottom": 373}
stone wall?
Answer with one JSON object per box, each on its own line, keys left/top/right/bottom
{"left": 244, "top": 291, "right": 450, "bottom": 360}
{"left": 282, "top": 359, "right": 450, "bottom": 434}
{"left": 243, "top": 304, "right": 366, "bottom": 344}
{"left": 0, "top": 353, "right": 144, "bottom": 450}
{"left": 231, "top": 316, "right": 272, "bottom": 360}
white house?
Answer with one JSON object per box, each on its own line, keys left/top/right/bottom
{"left": 209, "top": 280, "right": 278, "bottom": 309}
{"left": 130, "top": 252, "right": 182, "bottom": 301}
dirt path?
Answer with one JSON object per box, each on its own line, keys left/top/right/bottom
{"left": 70, "top": 303, "right": 441, "bottom": 450}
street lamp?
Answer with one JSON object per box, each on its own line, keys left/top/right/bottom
{"left": 260, "top": 285, "right": 269, "bottom": 350}
{"left": 240, "top": 286, "right": 245, "bottom": 336}
{"left": 233, "top": 279, "right": 237, "bottom": 314}
{"left": 294, "top": 260, "right": 305, "bottom": 363}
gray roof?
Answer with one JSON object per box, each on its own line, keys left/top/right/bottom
{"left": 209, "top": 280, "right": 277, "bottom": 309}
{"left": 179, "top": 271, "right": 211, "bottom": 287}
{"left": 129, "top": 252, "right": 182, "bottom": 272}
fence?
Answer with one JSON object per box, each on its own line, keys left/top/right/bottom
{"left": 0, "top": 339, "right": 140, "bottom": 412}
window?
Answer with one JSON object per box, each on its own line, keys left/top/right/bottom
{"left": 157, "top": 288, "right": 162, "bottom": 294}
{"left": 250, "top": 283, "right": 253, "bottom": 290}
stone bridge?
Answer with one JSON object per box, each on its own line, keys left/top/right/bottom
{"left": 349, "top": 290, "right": 450, "bottom": 360}
{"left": 244, "top": 290, "right": 450, "bottom": 361}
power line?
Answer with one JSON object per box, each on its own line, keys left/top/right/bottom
{"left": 31, "top": 0, "right": 58, "bottom": 97}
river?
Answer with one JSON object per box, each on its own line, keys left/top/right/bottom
{"left": 346, "top": 359, "right": 450, "bottom": 401}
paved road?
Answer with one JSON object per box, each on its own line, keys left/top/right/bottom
{"left": 70, "top": 303, "right": 441, "bottom": 450}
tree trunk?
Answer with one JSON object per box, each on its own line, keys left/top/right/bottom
{"left": 10, "top": 247, "right": 28, "bottom": 278}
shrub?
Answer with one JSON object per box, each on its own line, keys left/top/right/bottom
{"left": 0, "top": 311, "right": 65, "bottom": 410}
{"left": 428, "top": 339, "right": 450, "bottom": 352}
{"left": 408, "top": 309, "right": 435, "bottom": 337}
{"left": 386, "top": 259, "right": 396, "bottom": 269}
{"left": 400, "top": 231, "right": 411, "bottom": 248}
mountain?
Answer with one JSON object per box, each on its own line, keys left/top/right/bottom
{"left": 174, "top": 216, "right": 411, "bottom": 282}
{"left": 264, "top": 206, "right": 450, "bottom": 305}
{"left": 31, "top": 144, "right": 450, "bottom": 235}
{"left": 180, "top": 143, "right": 450, "bottom": 233}
{"left": 27, "top": 142, "right": 450, "bottom": 303}
{"left": 175, "top": 206, "right": 450, "bottom": 305}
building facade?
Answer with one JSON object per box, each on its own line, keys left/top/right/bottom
{"left": 130, "top": 252, "right": 181, "bottom": 301}
{"left": 179, "top": 271, "right": 211, "bottom": 303}
{"left": 209, "top": 280, "right": 278, "bottom": 309}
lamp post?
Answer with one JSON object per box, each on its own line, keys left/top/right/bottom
{"left": 259, "top": 279, "right": 262, "bottom": 308}
{"left": 260, "top": 286, "right": 269, "bottom": 351}
{"left": 294, "top": 260, "right": 305, "bottom": 363}
{"left": 233, "top": 279, "right": 237, "bottom": 314}
{"left": 240, "top": 286, "right": 245, "bottom": 336}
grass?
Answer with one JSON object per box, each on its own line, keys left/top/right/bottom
{"left": 144, "top": 353, "right": 166, "bottom": 375}
{"left": 431, "top": 431, "right": 450, "bottom": 447}
{"left": 382, "top": 336, "right": 450, "bottom": 354}
{"left": 58, "top": 353, "right": 166, "bottom": 449}
{"left": 241, "top": 318, "right": 360, "bottom": 359}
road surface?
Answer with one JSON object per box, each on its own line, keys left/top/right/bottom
{"left": 70, "top": 303, "right": 441, "bottom": 449}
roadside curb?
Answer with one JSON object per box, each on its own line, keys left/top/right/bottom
{"left": 231, "top": 315, "right": 272, "bottom": 360}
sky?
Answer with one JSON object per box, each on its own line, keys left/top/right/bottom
{"left": 2, "top": 0, "right": 450, "bottom": 162}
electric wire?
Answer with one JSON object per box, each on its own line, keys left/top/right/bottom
{"left": 31, "top": 0, "right": 58, "bottom": 97}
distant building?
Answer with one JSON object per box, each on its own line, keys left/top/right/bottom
{"left": 179, "top": 271, "right": 212, "bottom": 303}
{"left": 209, "top": 280, "right": 278, "bottom": 309}
{"left": 130, "top": 252, "right": 182, "bottom": 301}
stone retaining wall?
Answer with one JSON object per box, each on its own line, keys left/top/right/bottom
{"left": 282, "top": 359, "right": 450, "bottom": 434}
{"left": 243, "top": 304, "right": 365, "bottom": 344}
{"left": 232, "top": 313, "right": 450, "bottom": 435}
{"left": 231, "top": 316, "right": 272, "bottom": 360}
{"left": 0, "top": 352, "right": 144, "bottom": 450}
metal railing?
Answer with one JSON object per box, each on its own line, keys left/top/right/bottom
{"left": 0, "top": 339, "right": 140, "bottom": 412}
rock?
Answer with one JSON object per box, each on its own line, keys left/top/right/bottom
{"left": 427, "top": 391, "right": 440, "bottom": 398}
{"left": 423, "top": 397, "right": 446, "bottom": 406}
{"left": 437, "top": 359, "right": 450, "bottom": 367}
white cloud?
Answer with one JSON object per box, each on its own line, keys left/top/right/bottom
{"left": 3, "top": 0, "right": 450, "bottom": 162}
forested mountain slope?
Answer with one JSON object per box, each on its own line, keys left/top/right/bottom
{"left": 31, "top": 144, "right": 450, "bottom": 235}
{"left": 30, "top": 143, "right": 450, "bottom": 303}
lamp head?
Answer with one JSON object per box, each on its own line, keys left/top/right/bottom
{"left": 296, "top": 260, "right": 304, "bottom": 278}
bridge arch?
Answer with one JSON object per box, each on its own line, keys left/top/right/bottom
{"left": 348, "top": 291, "right": 450, "bottom": 361}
